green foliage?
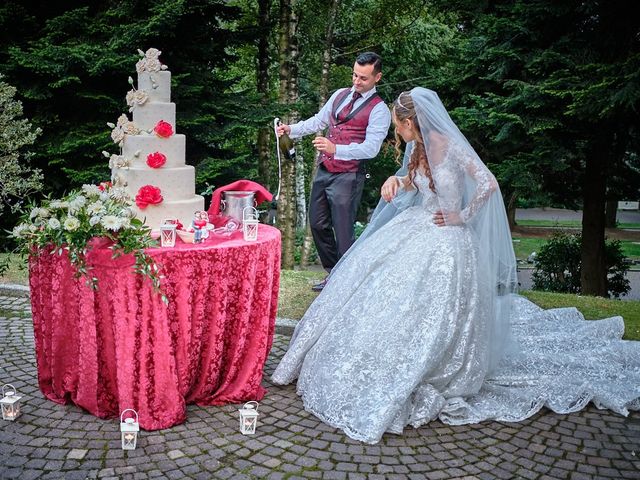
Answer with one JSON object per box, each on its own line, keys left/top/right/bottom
{"left": 532, "top": 232, "right": 630, "bottom": 298}
{"left": 0, "top": 74, "right": 43, "bottom": 214}
{"left": 10, "top": 183, "right": 163, "bottom": 294}
{"left": 0, "top": 0, "right": 246, "bottom": 222}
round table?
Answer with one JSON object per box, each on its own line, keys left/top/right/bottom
{"left": 29, "top": 224, "right": 281, "bottom": 430}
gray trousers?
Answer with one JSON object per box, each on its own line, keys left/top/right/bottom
{"left": 309, "top": 165, "right": 366, "bottom": 272}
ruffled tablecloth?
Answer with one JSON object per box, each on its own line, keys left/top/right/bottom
{"left": 29, "top": 224, "right": 281, "bottom": 430}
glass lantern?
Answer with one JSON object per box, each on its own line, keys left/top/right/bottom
{"left": 120, "top": 409, "right": 139, "bottom": 450}
{"left": 160, "top": 220, "right": 177, "bottom": 247}
{"left": 1, "top": 384, "right": 22, "bottom": 421}
{"left": 242, "top": 206, "right": 259, "bottom": 242}
{"left": 238, "top": 401, "right": 259, "bottom": 435}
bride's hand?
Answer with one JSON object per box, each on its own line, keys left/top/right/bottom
{"left": 381, "top": 176, "right": 401, "bottom": 203}
{"left": 433, "top": 210, "right": 462, "bottom": 227}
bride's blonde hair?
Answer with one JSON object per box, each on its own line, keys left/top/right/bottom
{"left": 393, "top": 91, "right": 435, "bottom": 193}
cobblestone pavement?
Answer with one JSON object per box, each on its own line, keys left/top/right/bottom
{"left": 1, "top": 292, "right": 639, "bottom": 480}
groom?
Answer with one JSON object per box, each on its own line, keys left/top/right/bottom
{"left": 277, "top": 52, "right": 391, "bottom": 291}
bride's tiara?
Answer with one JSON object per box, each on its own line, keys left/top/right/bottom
{"left": 396, "top": 93, "right": 409, "bottom": 111}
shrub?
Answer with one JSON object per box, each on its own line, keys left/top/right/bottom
{"left": 532, "top": 232, "right": 630, "bottom": 298}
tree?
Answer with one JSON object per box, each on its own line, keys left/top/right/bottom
{"left": 436, "top": 0, "right": 640, "bottom": 296}
{"left": 0, "top": 75, "right": 42, "bottom": 214}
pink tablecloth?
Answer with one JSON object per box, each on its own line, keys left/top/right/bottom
{"left": 29, "top": 224, "right": 281, "bottom": 430}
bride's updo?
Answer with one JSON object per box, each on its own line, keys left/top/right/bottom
{"left": 393, "top": 91, "right": 435, "bottom": 193}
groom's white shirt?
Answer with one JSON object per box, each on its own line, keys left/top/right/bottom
{"left": 288, "top": 86, "right": 391, "bottom": 162}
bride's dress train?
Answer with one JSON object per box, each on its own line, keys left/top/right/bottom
{"left": 272, "top": 172, "right": 640, "bottom": 444}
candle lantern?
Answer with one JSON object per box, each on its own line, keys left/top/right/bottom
{"left": 160, "top": 220, "right": 177, "bottom": 247}
{"left": 238, "top": 401, "right": 259, "bottom": 435}
{"left": 1, "top": 384, "right": 22, "bottom": 421}
{"left": 120, "top": 409, "right": 140, "bottom": 450}
{"left": 242, "top": 206, "right": 259, "bottom": 242}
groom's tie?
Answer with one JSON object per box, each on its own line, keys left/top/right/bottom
{"left": 337, "top": 92, "right": 362, "bottom": 121}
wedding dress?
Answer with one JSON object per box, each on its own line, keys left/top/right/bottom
{"left": 271, "top": 88, "right": 640, "bottom": 444}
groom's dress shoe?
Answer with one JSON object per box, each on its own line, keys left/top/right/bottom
{"left": 311, "top": 277, "right": 328, "bottom": 292}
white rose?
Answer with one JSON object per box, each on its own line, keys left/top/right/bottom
{"left": 123, "top": 121, "right": 140, "bottom": 135}
{"left": 145, "top": 58, "right": 162, "bottom": 72}
{"left": 135, "top": 59, "right": 146, "bottom": 74}
{"left": 111, "top": 128, "right": 125, "bottom": 145}
{"left": 116, "top": 114, "right": 129, "bottom": 127}
{"left": 89, "top": 215, "right": 102, "bottom": 226}
{"left": 12, "top": 223, "right": 29, "bottom": 238}
{"left": 63, "top": 216, "right": 81, "bottom": 231}
{"left": 48, "top": 218, "right": 61, "bottom": 230}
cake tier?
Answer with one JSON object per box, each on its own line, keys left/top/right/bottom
{"left": 138, "top": 71, "right": 171, "bottom": 103}
{"left": 133, "top": 102, "right": 175, "bottom": 131}
{"left": 122, "top": 134, "right": 186, "bottom": 168}
{"left": 121, "top": 165, "right": 196, "bottom": 201}
{"left": 134, "top": 195, "right": 205, "bottom": 231}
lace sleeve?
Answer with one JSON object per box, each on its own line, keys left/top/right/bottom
{"left": 452, "top": 144, "right": 498, "bottom": 224}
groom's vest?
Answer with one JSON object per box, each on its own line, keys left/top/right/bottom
{"left": 319, "top": 88, "right": 384, "bottom": 173}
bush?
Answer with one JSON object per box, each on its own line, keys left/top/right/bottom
{"left": 532, "top": 232, "right": 630, "bottom": 298}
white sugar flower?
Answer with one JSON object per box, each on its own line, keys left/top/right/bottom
{"left": 89, "top": 215, "right": 102, "bottom": 226}
{"left": 47, "top": 217, "right": 61, "bottom": 229}
{"left": 123, "top": 121, "right": 140, "bottom": 135}
{"left": 109, "top": 154, "right": 129, "bottom": 169}
{"left": 101, "top": 215, "right": 121, "bottom": 232}
{"left": 87, "top": 201, "right": 106, "bottom": 216}
{"left": 63, "top": 216, "right": 80, "bottom": 231}
{"left": 109, "top": 187, "right": 130, "bottom": 202}
{"left": 135, "top": 59, "right": 146, "bottom": 74}
{"left": 111, "top": 127, "right": 125, "bottom": 145}
{"left": 145, "top": 58, "right": 162, "bottom": 72}
{"left": 126, "top": 89, "right": 148, "bottom": 109}
{"left": 145, "top": 48, "right": 161, "bottom": 59}
{"left": 99, "top": 192, "right": 109, "bottom": 202}
{"left": 81, "top": 184, "right": 101, "bottom": 197}
{"left": 116, "top": 114, "right": 129, "bottom": 127}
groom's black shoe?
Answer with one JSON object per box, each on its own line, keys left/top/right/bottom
{"left": 311, "top": 277, "right": 328, "bottom": 292}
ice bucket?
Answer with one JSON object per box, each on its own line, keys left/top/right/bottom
{"left": 221, "top": 191, "right": 256, "bottom": 223}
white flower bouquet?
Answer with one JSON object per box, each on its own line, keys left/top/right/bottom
{"left": 11, "top": 182, "right": 162, "bottom": 292}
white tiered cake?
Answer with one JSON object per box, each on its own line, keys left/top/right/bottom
{"left": 109, "top": 48, "right": 204, "bottom": 230}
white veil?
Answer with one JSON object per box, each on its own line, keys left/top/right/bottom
{"left": 406, "top": 87, "right": 518, "bottom": 369}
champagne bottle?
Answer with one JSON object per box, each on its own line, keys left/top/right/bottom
{"left": 278, "top": 130, "right": 296, "bottom": 161}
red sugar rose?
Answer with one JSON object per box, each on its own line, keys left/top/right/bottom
{"left": 135, "top": 185, "right": 163, "bottom": 209}
{"left": 146, "top": 151, "right": 167, "bottom": 168}
{"left": 154, "top": 120, "right": 174, "bottom": 138}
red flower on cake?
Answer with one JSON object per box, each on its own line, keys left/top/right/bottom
{"left": 146, "top": 152, "right": 167, "bottom": 168}
{"left": 154, "top": 120, "right": 173, "bottom": 138}
{"left": 135, "top": 185, "right": 163, "bottom": 209}
{"left": 98, "top": 181, "right": 112, "bottom": 191}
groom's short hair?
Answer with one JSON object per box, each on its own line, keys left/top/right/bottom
{"left": 356, "top": 52, "right": 382, "bottom": 74}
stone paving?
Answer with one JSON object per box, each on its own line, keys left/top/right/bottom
{"left": 1, "top": 290, "right": 639, "bottom": 480}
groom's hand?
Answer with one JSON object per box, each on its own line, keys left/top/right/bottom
{"left": 276, "top": 124, "right": 291, "bottom": 137}
{"left": 312, "top": 136, "right": 336, "bottom": 154}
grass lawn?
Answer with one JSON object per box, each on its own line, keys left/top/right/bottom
{"left": 517, "top": 219, "right": 640, "bottom": 229}
{"left": 511, "top": 237, "right": 640, "bottom": 262}
{"left": 279, "top": 270, "right": 640, "bottom": 341}
{"left": 0, "top": 253, "right": 28, "bottom": 285}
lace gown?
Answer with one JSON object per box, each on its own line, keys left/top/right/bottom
{"left": 271, "top": 148, "right": 640, "bottom": 444}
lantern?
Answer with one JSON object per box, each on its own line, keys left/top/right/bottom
{"left": 1, "top": 384, "right": 22, "bottom": 421}
{"left": 238, "top": 401, "right": 259, "bottom": 434}
{"left": 120, "top": 409, "right": 139, "bottom": 450}
{"left": 160, "top": 220, "right": 177, "bottom": 247}
{"left": 242, "top": 206, "right": 259, "bottom": 242}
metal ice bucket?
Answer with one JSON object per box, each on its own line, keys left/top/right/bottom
{"left": 221, "top": 191, "right": 257, "bottom": 223}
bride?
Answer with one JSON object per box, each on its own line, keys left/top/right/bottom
{"left": 272, "top": 87, "right": 640, "bottom": 444}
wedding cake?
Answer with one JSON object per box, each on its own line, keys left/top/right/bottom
{"left": 108, "top": 48, "right": 204, "bottom": 230}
